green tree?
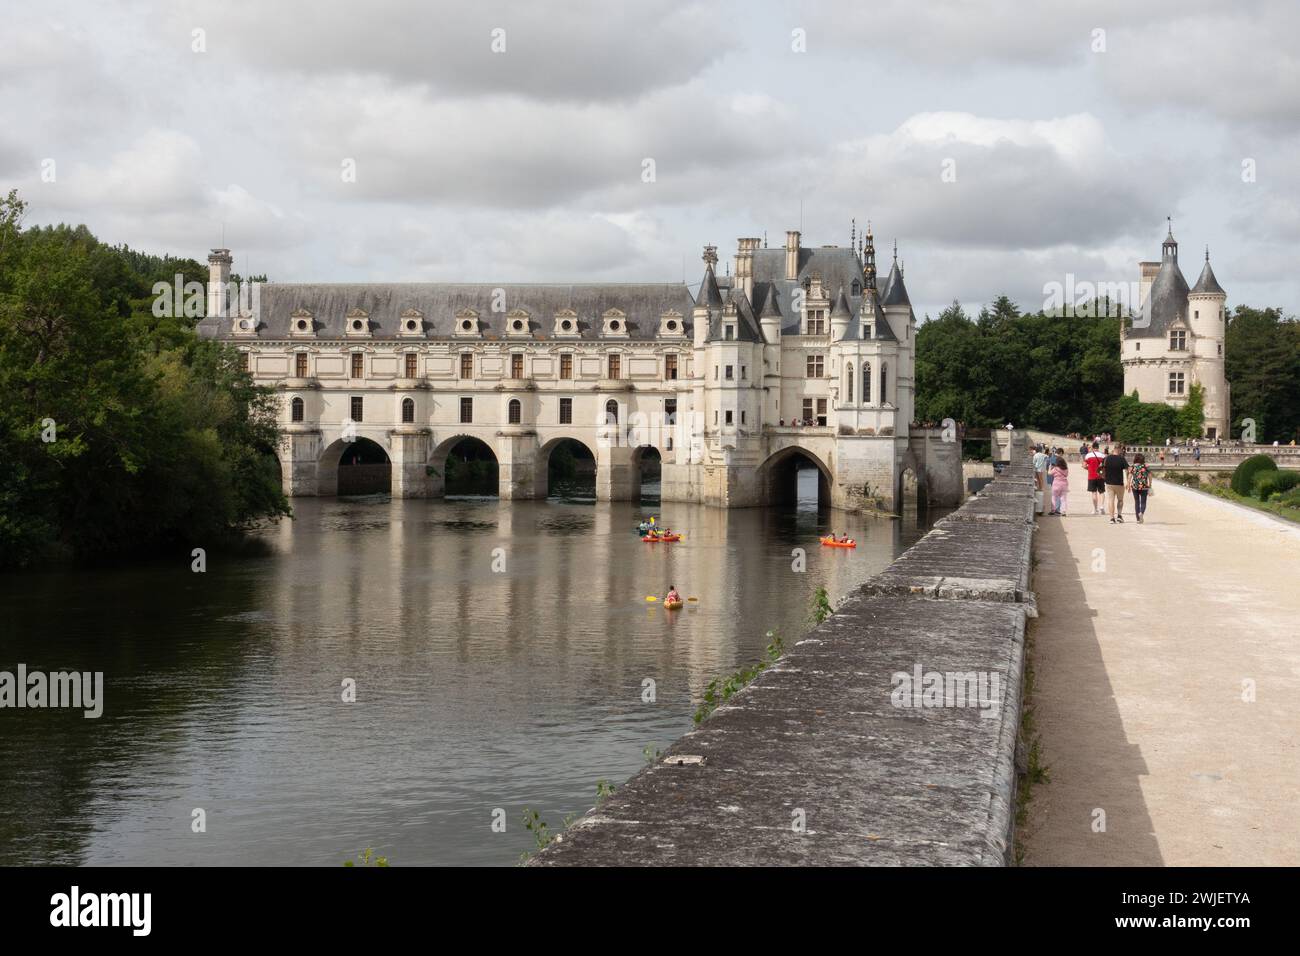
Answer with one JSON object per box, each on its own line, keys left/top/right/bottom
{"left": 1226, "top": 306, "right": 1300, "bottom": 442}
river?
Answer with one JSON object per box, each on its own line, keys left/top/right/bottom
{"left": 0, "top": 476, "right": 936, "bottom": 865}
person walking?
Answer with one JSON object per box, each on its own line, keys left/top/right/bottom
{"left": 1172, "top": 444, "right": 1180, "bottom": 465}
{"left": 1130, "top": 454, "right": 1152, "bottom": 524}
{"left": 1104, "top": 444, "right": 1130, "bottom": 523}
{"left": 1084, "top": 441, "right": 1106, "bottom": 514}
{"left": 1049, "top": 455, "right": 1070, "bottom": 515}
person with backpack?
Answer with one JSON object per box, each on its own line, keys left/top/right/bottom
{"left": 1103, "top": 444, "right": 1130, "bottom": 523}
{"left": 1084, "top": 441, "right": 1106, "bottom": 514}
{"left": 1130, "top": 453, "right": 1152, "bottom": 524}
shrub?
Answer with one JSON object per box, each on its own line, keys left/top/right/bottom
{"left": 1231, "top": 454, "right": 1278, "bottom": 496}
{"left": 1254, "top": 470, "right": 1300, "bottom": 500}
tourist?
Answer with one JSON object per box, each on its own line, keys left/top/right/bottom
{"left": 1193, "top": 444, "right": 1201, "bottom": 463}
{"left": 1045, "top": 446, "right": 1057, "bottom": 494}
{"left": 1084, "top": 441, "right": 1106, "bottom": 514}
{"left": 665, "top": 584, "right": 681, "bottom": 605}
{"left": 1172, "top": 444, "right": 1180, "bottom": 464}
{"left": 1103, "top": 444, "right": 1130, "bottom": 523}
{"left": 1130, "top": 454, "right": 1152, "bottom": 524}
{"left": 1049, "top": 456, "right": 1069, "bottom": 516}
{"left": 1032, "top": 444, "right": 1048, "bottom": 496}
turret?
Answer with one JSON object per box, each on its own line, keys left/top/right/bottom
{"left": 759, "top": 285, "right": 782, "bottom": 345}
{"left": 694, "top": 245, "right": 721, "bottom": 349}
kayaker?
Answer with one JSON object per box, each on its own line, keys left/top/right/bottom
{"left": 665, "top": 585, "right": 681, "bottom": 604}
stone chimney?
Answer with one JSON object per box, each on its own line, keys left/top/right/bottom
{"left": 784, "top": 231, "right": 801, "bottom": 281}
{"left": 735, "top": 237, "right": 760, "bottom": 301}
{"left": 207, "top": 248, "right": 232, "bottom": 318}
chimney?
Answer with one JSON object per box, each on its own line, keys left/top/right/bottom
{"left": 784, "top": 231, "right": 800, "bottom": 281}
{"left": 735, "top": 237, "right": 760, "bottom": 301}
{"left": 207, "top": 248, "right": 232, "bottom": 318}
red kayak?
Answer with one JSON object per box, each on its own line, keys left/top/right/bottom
{"left": 819, "top": 536, "right": 856, "bottom": 549}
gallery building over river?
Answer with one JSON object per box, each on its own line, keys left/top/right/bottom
{"left": 198, "top": 227, "right": 962, "bottom": 511}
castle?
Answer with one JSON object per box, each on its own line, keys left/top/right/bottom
{"left": 1121, "top": 222, "right": 1229, "bottom": 439}
{"left": 198, "top": 227, "right": 962, "bottom": 511}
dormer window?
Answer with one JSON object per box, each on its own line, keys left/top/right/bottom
{"left": 601, "top": 308, "right": 628, "bottom": 337}
{"left": 658, "top": 309, "right": 685, "bottom": 337}
{"left": 851, "top": 280, "right": 861, "bottom": 296}
{"left": 724, "top": 325, "right": 735, "bottom": 340}
{"left": 506, "top": 308, "right": 531, "bottom": 337}
{"left": 398, "top": 308, "right": 425, "bottom": 337}
{"left": 455, "top": 309, "right": 481, "bottom": 337}
{"left": 1170, "top": 329, "right": 1187, "bottom": 351}
{"left": 345, "top": 308, "right": 372, "bottom": 338}
{"left": 290, "top": 308, "right": 316, "bottom": 337}
{"left": 553, "top": 309, "right": 580, "bottom": 337}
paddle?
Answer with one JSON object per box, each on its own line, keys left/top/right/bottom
{"left": 646, "top": 595, "right": 700, "bottom": 603}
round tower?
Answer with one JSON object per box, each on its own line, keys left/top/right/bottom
{"left": 1188, "top": 247, "right": 1230, "bottom": 439}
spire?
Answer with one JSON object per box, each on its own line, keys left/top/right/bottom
{"left": 862, "top": 222, "right": 877, "bottom": 291}
{"left": 695, "top": 245, "right": 723, "bottom": 307}
{"left": 851, "top": 218, "right": 856, "bottom": 252}
{"left": 882, "top": 257, "right": 911, "bottom": 308}
{"left": 1162, "top": 217, "right": 1178, "bottom": 263}
{"left": 830, "top": 285, "right": 851, "bottom": 317}
{"left": 759, "top": 285, "right": 782, "bottom": 319}
{"left": 1191, "top": 250, "right": 1225, "bottom": 296}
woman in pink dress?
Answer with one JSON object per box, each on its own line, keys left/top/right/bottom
{"left": 1049, "top": 457, "right": 1070, "bottom": 515}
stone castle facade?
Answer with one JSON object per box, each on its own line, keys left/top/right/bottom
{"left": 198, "top": 227, "right": 962, "bottom": 511}
{"left": 1121, "top": 223, "right": 1230, "bottom": 438}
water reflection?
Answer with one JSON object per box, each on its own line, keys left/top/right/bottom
{"left": 0, "top": 491, "right": 936, "bottom": 866}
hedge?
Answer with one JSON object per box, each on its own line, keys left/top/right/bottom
{"left": 1231, "top": 454, "right": 1278, "bottom": 496}
{"left": 1255, "top": 469, "right": 1300, "bottom": 501}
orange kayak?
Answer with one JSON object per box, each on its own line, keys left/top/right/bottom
{"left": 819, "top": 536, "right": 856, "bottom": 548}
{"left": 643, "top": 534, "right": 681, "bottom": 542}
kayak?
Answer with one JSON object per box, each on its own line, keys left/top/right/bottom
{"left": 819, "top": 536, "right": 856, "bottom": 548}
{"left": 643, "top": 534, "right": 681, "bottom": 542}
{"left": 664, "top": 600, "right": 684, "bottom": 610}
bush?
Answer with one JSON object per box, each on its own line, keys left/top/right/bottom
{"left": 1254, "top": 470, "right": 1300, "bottom": 500}
{"left": 1163, "top": 471, "right": 1201, "bottom": 488}
{"left": 1231, "top": 454, "right": 1278, "bottom": 496}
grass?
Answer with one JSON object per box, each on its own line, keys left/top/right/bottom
{"left": 1174, "top": 474, "right": 1300, "bottom": 525}
{"left": 1012, "top": 602, "right": 1050, "bottom": 865}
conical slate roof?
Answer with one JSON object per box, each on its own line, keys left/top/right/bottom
{"left": 830, "top": 285, "right": 852, "bottom": 317}
{"left": 881, "top": 261, "right": 911, "bottom": 307}
{"left": 1134, "top": 255, "right": 1189, "bottom": 339}
{"left": 695, "top": 266, "right": 723, "bottom": 307}
{"left": 1191, "top": 256, "right": 1225, "bottom": 296}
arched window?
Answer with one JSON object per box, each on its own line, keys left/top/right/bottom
{"left": 291, "top": 397, "right": 304, "bottom": 422}
{"left": 508, "top": 399, "right": 521, "bottom": 424}
{"left": 881, "top": 363, "right": 889, "bottom": 405}
{"left": 605, "top": 400, "right": 619, "bottom": 425}
{"left": 401, "top": 397, "right": 415, "bottom": 423}
{"left": 846, "top": 363, "right": 854, "bottom": 402}
{"left": 862, "top": 362, "right": 872, "bottom": 404}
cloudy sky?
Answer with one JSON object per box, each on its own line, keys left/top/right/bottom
{"left": 4, "top": 0, "right": 1298, "bottom": 319}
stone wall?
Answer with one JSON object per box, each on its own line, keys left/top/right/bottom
{"left": 531, "top": 461, "right": 1037, "bottom": 866}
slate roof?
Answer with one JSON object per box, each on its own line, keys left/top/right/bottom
{"left": 881, "top": 261, "right": 911, "bottom": 308}
{"left": 1190, "top": 256, "right": 1225, "bottom": 296}
{"left": 1133, "top": 257, "right": 1190, "bottom": 339}
{"left": 198, "top": 282, "right": 696, "bottom": 341}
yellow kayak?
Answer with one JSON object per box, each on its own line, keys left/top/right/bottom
{"left": 664, "top": 600, "right": 684, "bottom": 610}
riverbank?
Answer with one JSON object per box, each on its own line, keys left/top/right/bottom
{"left": 1021, "top": 479, "right": 1300, "bottom": 865}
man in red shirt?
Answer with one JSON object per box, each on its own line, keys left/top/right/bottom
{"left": 1084, "top": 441, "right": 1106, "bottom": 514}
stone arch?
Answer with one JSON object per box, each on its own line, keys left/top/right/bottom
{"left": 630, "top": 444, "right": 664, "bottom": 503}
{"left": 896, "top": 448, "right": 928, "bottom": 515}
{"left": 535, "top": 435, "right": 599, "bottom": 499}
{"left": 318, "top": 435, "right": 392, "bottom": 496}
{"left": 760, "top": 445, "right": 832, "bottom": 508}
{"left": 429, "top": 433, "right": 500, "bottom": 497}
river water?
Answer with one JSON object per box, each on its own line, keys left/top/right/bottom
{"left": 0, "top": 477, "right": 935, "bottom": 866}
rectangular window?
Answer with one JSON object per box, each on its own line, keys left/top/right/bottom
{"left": 460, "top": 353, "right": 473, "bottom": 379}
{"left": 1169, "top": 372, "right": 1185, "bottom": 395}
{"left": 664, "top": 399, "right": 677, "bottom": 424}
{"left": 240, "top": 352, "right": 250, "bottom": 372}
{"left": 559, "top": 397, "right": 572, "bottom": 424}
{"left": 608, "top": 354, "right": 621, "bottom": 379}
{"left": 725, "top": 410, "right": 733, "bottom": 425}
{"left": 296, "top": 352, "right": 308, "bottom": 377}
{"left": 351, "top": 353, "right": 364, "bottom": 378}
{"left": 807, "top": 310, "right": 826, "bottom": 335}
{"left": 405, "top": 353, "right": 418, "bottom": 378}
{"left": 714, "top": 410, "right": 718, "bottom": 425}
{"left": 560, "top": 354, "right": 573, "bottom": 379}
{"left": 1170, "top": 330, "right": 1187, "bottom": 351}
{"left": 725, "top": 365, "right": 734, "bottom": 380}
{"left": 511, "top": 354, "right": 524, "bottom": 379}
{"left": 460, "top": 397, "right": 473, "bottom": 423}
{"left": 817, "top": 398, "right": 827, "bottom": 426}
{"left": 741, "top": 410, "right": 747, "bottom": 425}
{"left": 665, "top": 354, "right": 678, "bottom": 380}
{"left": 724, "top": 325, "right": 734, "bottom": 340}
{"left": 741, "top": 366, "right": 747, "bottom": 380}
{"left": 508, "top": 401, "right": 521, "bottom": 424}
{"left": 806, "top": 354, "right": 824, "bottom": 378}
{"left": 350, "top": 396, "right": 363, "bottom": 422}
{"left": 714, "top": 366, "right": 718, "bottom": 380}
{"left": 802, "top": 398, "right": 814, "bottom": 422}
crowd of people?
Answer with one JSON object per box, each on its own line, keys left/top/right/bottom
{"left": 1033, "top": 439, "right": 1152, "bottom": 524}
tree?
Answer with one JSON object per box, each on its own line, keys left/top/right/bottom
{"left": 1226, "top": 306, "right": 1300, "bottom": 442}
{"left": 1175, "top": 383, "right": 1204, "bottom": 438}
